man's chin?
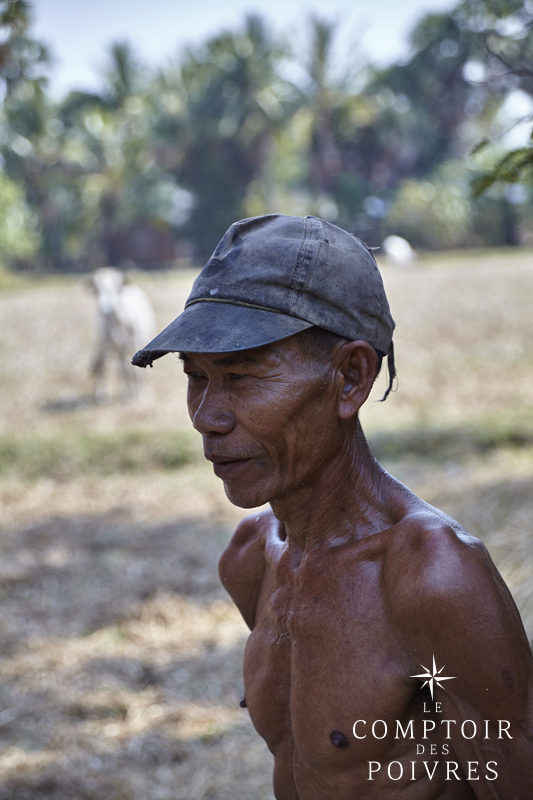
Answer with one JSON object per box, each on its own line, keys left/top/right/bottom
{"left": 222, "top": 480, "right": 271, "bottom": 509}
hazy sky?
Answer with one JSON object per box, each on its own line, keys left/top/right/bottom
{"left": 32, "top": 0, "right": 455, "bottom": 97}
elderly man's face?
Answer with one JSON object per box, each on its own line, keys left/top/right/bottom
{"left": 182, "top": 333, "right": 343, "bottom": 508}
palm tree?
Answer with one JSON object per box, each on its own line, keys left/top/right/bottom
{"left": 161, "top": 14, "right": 297, "bottom": 257}
{"left": 302, "top": 17, "right": 344, "bottom": 197}
{"left": 0, "top": 0, "right": 31, "bottom": 73}
{"left": 58, "top": 41, "right": 179, "bottom": 266}
{"left": 0, "top": 1, "right": 51, "bottom": 100}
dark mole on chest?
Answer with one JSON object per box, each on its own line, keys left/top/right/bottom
{"left": 501, "top": 670, "right": 515, "bottom": 689}
{"left": 329, "top": 729, "right": 349, "bottom": 748}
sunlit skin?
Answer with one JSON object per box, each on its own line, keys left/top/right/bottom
{"left": 183, "top": 332, "right": 533, "bottom": 800}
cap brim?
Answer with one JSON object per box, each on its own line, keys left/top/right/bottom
{"left": 132, "top": 301, "right": 313, "bottom": 367}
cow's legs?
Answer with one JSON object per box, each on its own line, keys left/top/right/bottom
{"left": 117, "top": 348, "right": 138, "bottom": 400}
{"left": 91, "top": 341, "right": 111, "bottom": 404}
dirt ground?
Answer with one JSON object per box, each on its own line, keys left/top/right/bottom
{"left": 1, "top": 249, "right": 533, "bottom": 799}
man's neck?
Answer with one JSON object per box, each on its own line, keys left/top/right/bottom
{"left": 269, "top": 423, "right": 398, "bottom": 552}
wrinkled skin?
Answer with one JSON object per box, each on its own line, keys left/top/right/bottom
{"left": 183, "top": 332, "right": 533, "bottom": 800}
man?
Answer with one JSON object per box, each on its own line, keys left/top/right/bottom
{"left": 133, "top": 214, "right": 533, "bottom": 798}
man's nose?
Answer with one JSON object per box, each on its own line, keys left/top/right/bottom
{"left": 192, "top": 384, "right": 235, "bottom": 436}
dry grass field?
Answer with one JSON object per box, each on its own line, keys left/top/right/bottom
{"left": 0, "top": 249, "right": 533, "bottom": 799}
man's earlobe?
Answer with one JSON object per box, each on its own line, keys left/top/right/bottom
{"left": 337, "top": 341, "right": 377, "bottom": 420}
{"left": 338, "top": 381, "right": 360, "bottom": 419}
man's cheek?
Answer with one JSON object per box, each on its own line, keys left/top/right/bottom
{"left": 276, "top": 429, "right": 311, "bottom": 476}
{"left": 186, "top": 386, "right": 200, "bottom": 415}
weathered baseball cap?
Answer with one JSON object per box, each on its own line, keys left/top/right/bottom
{"left": 132, "top": 214, "right": 396, "bottom": 396}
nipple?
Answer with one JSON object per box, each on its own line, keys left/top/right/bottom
{"left": 329, "top": 729, "right": 349, "bottom": 748}
{"left": 239, "top": 694, "right": 247, "bottom": 708}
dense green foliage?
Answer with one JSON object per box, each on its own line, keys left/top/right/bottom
{"left": 461, "top": 0, "right": 533, "bottom": 198}
{"left": 0, "top": 0, "right": 532, "bottom": 268}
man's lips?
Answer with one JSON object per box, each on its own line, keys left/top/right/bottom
{"left": 205, "top": 453, "right": 256, "bottom": 478}
{"left": 205, "top": 455, "right": 246, "bottom": 465}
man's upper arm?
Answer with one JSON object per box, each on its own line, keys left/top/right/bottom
{"left": 219, "top": 512, "right": 268, "bottom": 630}
{"left": 390, "top": 523, "right": 533, "bottom": 795}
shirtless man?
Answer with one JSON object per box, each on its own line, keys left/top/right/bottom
{"left": 133, "top": 214, "right": 533, "bottom": 798}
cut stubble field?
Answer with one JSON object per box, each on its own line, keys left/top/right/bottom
{"left": 0, "top": 249, "right": 533, "bottom": 799}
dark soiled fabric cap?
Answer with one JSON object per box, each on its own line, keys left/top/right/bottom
{"left": 132, "top": 213, "right": 395, "bottom": 372}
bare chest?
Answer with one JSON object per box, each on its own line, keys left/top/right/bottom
{"left": 242, "top": 547, "right": 414, "bottom": 766}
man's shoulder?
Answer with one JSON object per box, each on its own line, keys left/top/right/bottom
{"left": 381, "top": 504, "right": 533, "bottom": 703}
{"left": 220, "top": 509, "right": 274, "bottom": 572}
{"left": 382, "top": 505, "right": 493, "bottom": 607}
{"left": 218, "top": 510, "right": 273, "bottom": 628}
{"left": 379, "top": 504, "right": 519, "bottom": 637}
{"left": 224, "top": 508, "right": 276, "bottom": 556}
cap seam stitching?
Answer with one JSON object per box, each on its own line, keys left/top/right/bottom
{"left": 185, "top": 297, "right": 285, "bottom": 314}
{"left": 289, "top": 216, "right": 321, "bottom": 315}
{"left": 289, "top": 217, "right": 312, "bottom": 314}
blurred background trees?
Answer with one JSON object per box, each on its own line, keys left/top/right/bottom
{"left": 0, "top": 0, "right": 532, "bottom": 270}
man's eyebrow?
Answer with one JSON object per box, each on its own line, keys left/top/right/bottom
{"left": 178, "top": 352, "right": 261, "bottom": 367}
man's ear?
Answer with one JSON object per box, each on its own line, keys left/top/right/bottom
{"left": 336, "top": 341, "right": 378, "bottom": 420}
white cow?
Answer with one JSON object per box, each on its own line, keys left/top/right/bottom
{"left": 381, "top": 235, "right": 417, "bottom": 269}
{"left": 88, "top": 267, "right": 156, "bottom": 403}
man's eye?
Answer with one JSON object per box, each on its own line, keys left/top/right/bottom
{"left": 185, "top": 371, "right": 204, "bottom": 379}
{"left": 229, "top": 373, "right": 245, "bottom": 381}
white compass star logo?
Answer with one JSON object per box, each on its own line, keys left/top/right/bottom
{"left": 411, "top": 655, "right": 456, "bottom": 700}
